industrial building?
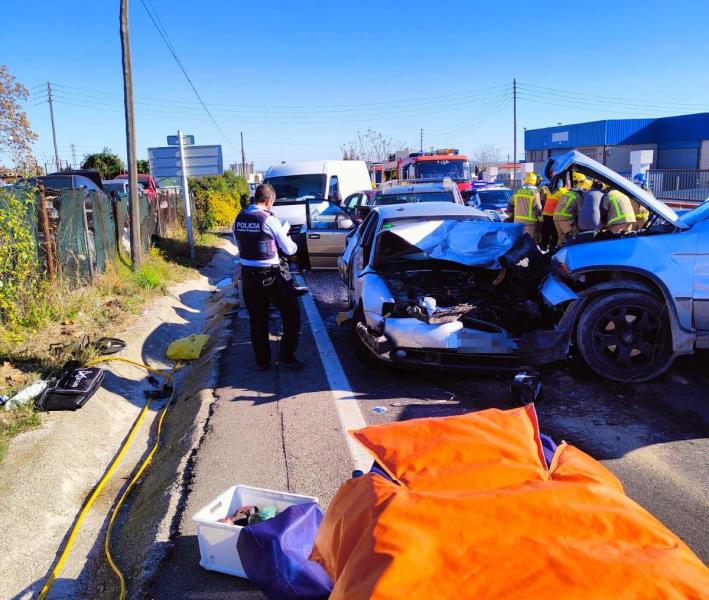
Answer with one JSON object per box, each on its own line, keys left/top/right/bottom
{"left": 524, "top": 112, "right": 709, "bottom": 175}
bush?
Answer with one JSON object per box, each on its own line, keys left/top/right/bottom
{"left": 190, "top": 171, "right": 249, "bottom": 232}
{"left": 0, "top": 188, "right": 39, "bottom": 324}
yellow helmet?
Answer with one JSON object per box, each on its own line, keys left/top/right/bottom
{"left": 524, "top": 172, "right": 537, "bottom": 185}
{"left": 572, "top": 172, "right": 587, "bottom": 186}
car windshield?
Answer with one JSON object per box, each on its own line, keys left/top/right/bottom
{"left": 374, "top": 191, "right": 454, "bottom": 205}
{"left": 477, "top": 189, "right": 510, "bottom": 208}
{"left": 678, "top": 198, "right": 709, "bottom": 227}
{"left": 416, "top": 160, "right": 470, "bottom": 180}
{"left": 265, "top": 174, "right": 326, "bottom": 200}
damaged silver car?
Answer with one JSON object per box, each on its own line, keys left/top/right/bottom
{"left": 339, "top": 151, "right": 709, "bottom": 382}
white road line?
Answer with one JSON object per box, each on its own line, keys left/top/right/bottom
{"left": 295, "top": 274, "right": 371, "bottom": 472}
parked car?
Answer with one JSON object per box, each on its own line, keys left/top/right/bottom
{"left": 295, "top": 199, "right": 357, "bottom": 270}
{"left": 115, "top": 173, "right": 159, "bottom": 201}
{"left": 372, "top": 180, "right": 465, "bottom": 206}
{"left": 102, "top": 179, "right": 130, "bottom": 195}
{"left": 338, "top": 150, "right": 709, "bottom": 381}
{"left": 466, "top": 186, "right": 512, "bottom": 221}
{"left": 342, "top": 189, "right": 376, "bottom": 212}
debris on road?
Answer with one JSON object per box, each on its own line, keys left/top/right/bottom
{"left": 335, "top": 310, "right": 353, "bottom": 326}
{"left": 372, "top": 406, "right": 388, "bottom": 413}
{"left": 510, "top": 370, "right": 543, "bottom": 404}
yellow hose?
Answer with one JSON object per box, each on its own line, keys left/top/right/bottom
{"left": 38, "top": 357, "right": 180, "bottom": 600}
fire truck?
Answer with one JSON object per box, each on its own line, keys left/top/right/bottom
{"left": 367, "top": 162, "right": 383, "bottom": 186}
{"left": 397, "top": 148, "right": 472, "bottom": 192}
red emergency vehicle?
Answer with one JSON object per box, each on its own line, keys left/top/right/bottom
{"left": 398, "top": 148, "right": 472, "bottom": 191}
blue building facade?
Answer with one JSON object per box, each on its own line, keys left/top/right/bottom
{"left": 525, "top": 113, "right": 709, "bottom": 174}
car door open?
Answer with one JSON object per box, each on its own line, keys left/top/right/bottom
{"left": 304, "top": 199, "right": 356, "bottom": 269}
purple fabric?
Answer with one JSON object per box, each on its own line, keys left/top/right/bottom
{"left": 540, "top": 432, "right": 558, "bottom": 468}
{"left": 236, "top": 502, "right": 332, "bottom": 600}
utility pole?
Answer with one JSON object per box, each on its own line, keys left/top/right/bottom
{"left": 178, "top": 129, "right": 196, "bottom": 262}
{"left": 512, "top": 78, "right": 517, "bottom": 188}
{"left": 420, "top": 128, "right": 423, "bottom": 153}
{"left": 47, "top": 82, "right": 60, "bottom": 172}
{"left": 240, "top": 131, "right": 246, "bottom": 178}
{"left": 70, "top": 144, "right": 77, "bottom": 168}
{"left": 120, "top": 0, "right": 142, "bottom": 268}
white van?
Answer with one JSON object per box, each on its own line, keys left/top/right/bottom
{"left": 264, "top": 160, "right": 371, "bottom": 226}
{"left": 263, "top": 160, "right": 370, "bottom": 269}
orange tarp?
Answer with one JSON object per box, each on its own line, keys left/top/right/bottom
{"left": 311, "top": 405, "right": 709, "bottom": 599}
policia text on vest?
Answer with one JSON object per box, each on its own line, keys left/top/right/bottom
{"left": 234, "top": 184, "right": 303, "bottom": 371}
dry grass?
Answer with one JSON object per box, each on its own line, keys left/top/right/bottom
{"left": 0, "top": 233, "right": 224, "bottom": 459}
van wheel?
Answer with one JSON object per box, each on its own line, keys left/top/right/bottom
{"left": 575, "top": 291, "right": 673, "bottom": 382}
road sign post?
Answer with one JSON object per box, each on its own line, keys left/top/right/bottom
{"left": 177, "top": 129, "right": 196, "bottom": 262}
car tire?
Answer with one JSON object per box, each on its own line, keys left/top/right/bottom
{"left": 575, "top": 291, "right": 674, "bottom": 383}
{"left": 352, "top": 304, "right": 380, "bottom": 368}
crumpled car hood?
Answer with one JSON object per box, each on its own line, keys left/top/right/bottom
{"left": 375, "top": 220, "right": 525, "bottom": 269}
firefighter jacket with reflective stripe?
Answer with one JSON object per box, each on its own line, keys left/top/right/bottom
{"left": 542, "top": 190, "right": 561, "bottom": 216}
{"left": 603, "top": 190, "right": 637, "bottom": 226}
{"left": 511, "top": 185, "right": 542, "bottom": 223}
{"left": 553, "top": 189, "right": 582, "bottom": 221}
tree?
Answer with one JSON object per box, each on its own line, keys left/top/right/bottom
{"left": 81, "top": 147, "right": 126, "bottom": 179}
{"left": 341, "top": 128, "right": 406, "bottom": 163}
{"left": 472, "top": 144, "right": 502, "bottom": 173}
{"left": 137, "top": 159, "right": 150, "bottom": 174}
{"left": 0, "top": 65, "right": 38, "bottom": 174}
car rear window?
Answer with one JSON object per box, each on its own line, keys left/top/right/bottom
{"left": 374, "top": 191, "right": 453, "bottom": 205}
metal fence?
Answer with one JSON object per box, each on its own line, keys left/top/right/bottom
{"left": 647, "top": 169, "right": 709, "bottom": 207}
{"left": 2, "top": 186, "right": 186, "bottom": 284}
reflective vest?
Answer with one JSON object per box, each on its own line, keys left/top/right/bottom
{"left": 554, "top": 190, "right": 581, "bottom": 221}
{"left": 511, "top": 186, "right": 541, "bottom": 223}
{"left": 606, "top": 190, "right": 637, "bottom": 225}
{"left": 542, "top": 190, "right": 561, "bottom": 216}
{"left": 233, "top": 207, "right": 277, "bottom": 260}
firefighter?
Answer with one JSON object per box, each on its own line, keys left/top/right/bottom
{"left": 508, "top": 172, "right": 542, "bottom": 239}
{"left": 601, "top": 187, "right": 637, "bottom": 234}
{"left": 540, "top": 183, "right": 566, "bottom": 251}
{"left": 577, "top": 179, "right": 605, "bottom": 232}
{"left": 632, "top": 173, "right": 651, "bottom": 229}
{"left": 553, "top": 172, "right": 587, "bottom": 243}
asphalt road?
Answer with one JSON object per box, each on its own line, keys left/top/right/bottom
{"left": 149, "top": 269, "right": 709, "bottom": 598}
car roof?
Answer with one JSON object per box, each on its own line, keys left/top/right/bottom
{"left": 372, "top": 201, "right": 486, "bottom": 219}
{"left": 378, "top": 182, "right": 453, "bottom": 194}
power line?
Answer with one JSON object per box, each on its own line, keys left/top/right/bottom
{"left": 139, "top": 0, "right": 239, "bottom": 153}
{"left": 45, "top": 81, "right": 510, "bottom": 110}
{"left": 45, "top": 85, "right": 510, "bottom": 118}
{"left": 517, "top": 82, "right": 708, "bottom": 111}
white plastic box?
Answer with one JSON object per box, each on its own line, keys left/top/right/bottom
{"left": 192, "top": 484, "right": 319, "bottom": 578}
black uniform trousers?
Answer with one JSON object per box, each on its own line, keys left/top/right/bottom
{"left": 241, "top": 265, "right": 300, "bottom": 368}
{"left": 539, "top": 215, "right": 558, "bottom": 251}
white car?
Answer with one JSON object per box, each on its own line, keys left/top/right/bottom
{"left": 337, "top": 202, "right": 550, "bottom": 370}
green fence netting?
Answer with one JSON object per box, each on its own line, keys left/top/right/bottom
{"left": 57, "top": 189, "right": 92, "bottom": 280}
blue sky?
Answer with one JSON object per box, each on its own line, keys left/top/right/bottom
{"left": 2, "top": 0, "right": 708, "bottom": 171}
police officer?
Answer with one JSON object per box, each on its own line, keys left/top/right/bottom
{"left": 508, "top": 172, "right": 542, "bottom": 239}
{"left": 234, "top": 183, "right": 303, "bottom": 371}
